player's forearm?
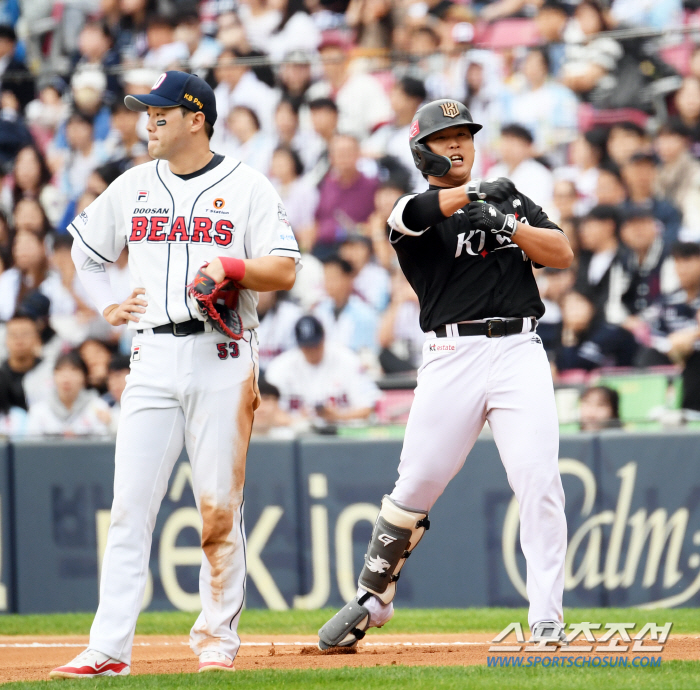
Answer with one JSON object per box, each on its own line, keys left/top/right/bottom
{"left": 511, "top": 224, "right": 574, "bottom": 269}
{"left": 239, "top": 256, "right": 297, "bottom": 292}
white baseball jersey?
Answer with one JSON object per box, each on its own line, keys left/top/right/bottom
{"left": 265, "top": 343, "right": 380, "bottom": 415}
{"left": 66, "top": 156, "right": 300, "bottom": 329}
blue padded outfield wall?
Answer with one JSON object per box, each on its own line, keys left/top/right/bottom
{"left": 1, "top": 433, "right": 699, "bottom": 613}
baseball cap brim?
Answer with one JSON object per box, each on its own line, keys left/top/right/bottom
{"left": 124, "top": 93, "right": 182, "bottom": 112}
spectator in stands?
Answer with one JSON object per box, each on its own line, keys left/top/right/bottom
{"left": 105, "top": 100, "right": 148, "bottom": 161}
{"left": 556, "top": 290, "right": 637, "bottom": 372}
{"left": 16, "top": 290, "right": 66, "bottom": 368}
{"left": 313, "top": 134, "right": 379, "bottom": 257}
{"left": 0, "top": 89, "right": 33, "bottom": 169}
{"left": 256, "top": 290, "right": 303, "bottom": 372}
{"left": 561, "top": 129, "right": 604, "bottom": 209}
{"left": 73, "top": 21, "right": 121, "bottom": 99}
{"left": 619, "top": 207, "right": 676, "bottom": 320}
{"left": 306, "top": 98, "right": 339, "bottom": 187}
{"left": 536, "top": 265, "right": 575, "bottom": 352}
{"left": 0, "top": 24, "right": 34, "bottom": 112}
{"left": 53, "top": 112, "right": 109, "bottom": 213}
{"left": 305, "top": 33, "right": 392, "bottom": 140}
{"left": 0, "top": 314, "right": 52, "bottom": 412}
{"left": 0, "top": 229, "right": 61, "bottom": 321}
{"left": 655, "top": 118, "right": 700, "bottom": 240}
{"left": 579, "top": 385, "right": 622, "bottom": 431}
{"left": 13, "top": 198, "right": 52, "bottom": 236}
{"left": 3, "top": 145, "right": 64, "bottom": 229}
{"left": 251, "top": 377, "right": 295, "bottom": 438}
{"left": 27, "top": 350, "right": 111, "bottom": 437}
{"left": 574, "top": 205, "right": 630, "bottom": 325}
{"left": 338, "top": 234, "right": 390, "bottom": 312}
{"left": 487, "top": 124, "right": 554, "bottom": 211}
{"left": 551, "top": 178, "right": 578, "bottom": 225}
{"left": 78, "top": 339, "right": 112, "bottom": 395}
{"left": 102, "top": 354, "right": 130, "bottom": 434}
{"left": 113, "top": 0, "right": 152, "bottom": 62}
{"left": 142, "top": 15, "right": 189, "bottom": 70}
{"left": 24, "top": 75, "right": 69, "bottom": 147}
{"left": 672, "top": 76, "right": 700, "bottom": 150}
{"left": 561, "top": 0, "right": 623, "bottom": 103}
{"left": 314, "top": 255, "right": 379, "bottom": 353}
{"left": 605, "top": 121, "right": 647, "bottom": 167}
{"left": 265, "top": 315, "right": 380, "bottom": 425}
{"left": 620, "top": 152, "right": 682, "bottom": 245}
{"left": 499, "top": 47, "right": 578, "bottom": 166}
{"left": 50, "top": 233, "right": 95, "bottom": 321}
{"left": 213, "top": 47, "right": 278, "bottom": 138}
{"left": 173, "top": 11, "right": 221, "bottom": 77}
{"left": 346, "top": 0, "right": 393, "bottom": 50}
{"left": 365, "top": 180, "right": 407, "bottom": 271}
{"left": 595, "top": 163, "right": 626, "bottom": 206}
{"left": 276, "top": 50, "right": 313, "bottom": 110}
{"left": 269, "top": 145, "right": 318, "bottom": 252}
{"left": 268, "top": 3, "right": 320, "bottom": 62}
{"left": 378, "top": 269, "right": 423, "bottom": 374}
{"left": 222, "top": 105, "right": 275, "bottom": 174}
{"left": 638, "top": 243, "right": 700, "bottom": 410}
{"left": 535, "top": 0, "right": 574, "bottom": 77}
{"left": 364, "top": 76, "right": 428, "bottom": 193}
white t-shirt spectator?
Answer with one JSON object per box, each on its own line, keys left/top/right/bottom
{"left": 487, "top": 158, "right": 554, "bottom": 215}
{"left": 306, "top": 70, "right": 393, "bottom": 141}
{"left": 265, "top": 342, "right": 380, "bottom": 416}
{"left": 0, "top": 269, "right": 80, "bottom": 320}
{"left": 354, "top": 262, "right": 391, "bottom": 312}
{"left": 313, "top": 295, "right": 379, "bottom": 353}
{"left": 257, "top": 299, "right": 304, "bottom": 372}
{"left": 213, "top": 71, "right": 279, "bottom": 139}
{"left": 27, "top": 388, "right": 111, "bottom": 436}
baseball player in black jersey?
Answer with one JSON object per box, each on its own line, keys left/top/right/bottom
{"left": 318, "top": 100, "right": 574, "bottom": 650}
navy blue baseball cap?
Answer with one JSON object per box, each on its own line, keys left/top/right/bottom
{"left": 295, "top": 315, "right": 325, "bottom": 347}
{"left": 124, "top": 70, "right": 217, "bottom": 125}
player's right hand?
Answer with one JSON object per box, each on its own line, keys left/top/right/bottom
{"left": 103, "top": 288, "right": 148, "bottom": 326}
{"left": 465, "top": 177, "right": 516, "bottom": 203}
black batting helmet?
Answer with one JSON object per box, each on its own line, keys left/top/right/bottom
{"left": 409, "top": 99, "right": 482, "bottom": 177}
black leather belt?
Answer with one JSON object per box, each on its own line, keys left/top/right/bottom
{"left": 435, "top": 318, "right": 535, "bottom": 338}
{"left": 137, "top": 319, "right": 205, "bottom": 336}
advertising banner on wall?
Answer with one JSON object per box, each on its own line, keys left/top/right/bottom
{"left": 4, "top": 433, "right": 700, "bottom": 613}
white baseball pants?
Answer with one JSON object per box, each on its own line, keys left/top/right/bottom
{"left": 90, "top": 328, "right": 260, "bottom": 664}
{"left": 390, "top": 325, "right": 567, "bottom": 628}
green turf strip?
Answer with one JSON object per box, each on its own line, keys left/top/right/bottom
{"left": 0, "top": 608, "right": 697, "bottom": 636}
{"left": 3, "top": 662, "right": 700, "bottom": 690}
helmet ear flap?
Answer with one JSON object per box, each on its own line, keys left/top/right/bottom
{"left": 412, "top": 142, "right": 452, "bottom": 177}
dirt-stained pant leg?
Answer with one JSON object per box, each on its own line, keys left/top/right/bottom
{"left": 486, "top": 333, "right": 566, "bottom": 629}
{"left": 185, "top": 331, "right": 260, "bottom": 661}
{"left": 89, "top": 333, "right": 185, "bottom": 665}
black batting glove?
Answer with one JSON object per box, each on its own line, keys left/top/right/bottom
{"left": 467, "top": 201, "right": 519, "bottom": 237}
{"left": 464, "top": 177, "right": 516, "bottom": 203}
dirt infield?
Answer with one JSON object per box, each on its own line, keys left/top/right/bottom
{"left": 1, "top": 634, "right": 698, "bottom": 682}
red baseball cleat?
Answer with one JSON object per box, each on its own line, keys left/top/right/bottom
{"left": 49, "top": 648, "right": 130, "bottom": 679}
{"left": 198, "top": 650, "right": 235, "bottom": 672}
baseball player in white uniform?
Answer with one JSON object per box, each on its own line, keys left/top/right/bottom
{"left": 51, "top": 71, "right": 300, "bottom": 678}
{"left": 318, "top": 100, "right": 573, "bottom": 650}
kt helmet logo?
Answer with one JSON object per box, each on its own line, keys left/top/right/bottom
{"left": 440, "top": 102, "right": 460, "bottom": 118}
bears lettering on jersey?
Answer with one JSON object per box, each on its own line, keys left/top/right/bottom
{"left": 129, "top": 214, "right": 235, "bottom": 246}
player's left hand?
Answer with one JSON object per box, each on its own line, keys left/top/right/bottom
{"left": 467, "top": 202, "right": 518, "bottom": 238}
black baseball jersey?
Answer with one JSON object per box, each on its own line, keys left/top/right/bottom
{"left": 389, "top": 187, "right": 564, "bottom": 333}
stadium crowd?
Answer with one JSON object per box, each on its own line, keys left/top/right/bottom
{"left": 0, "top": 0, "right": 699, "bottom": 437}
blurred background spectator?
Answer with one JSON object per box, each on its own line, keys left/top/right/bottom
{"left": 0, "top": 0, "right": 698, "bottom": 435}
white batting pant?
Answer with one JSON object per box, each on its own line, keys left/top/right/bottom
{"left": 391, "top": 325, "right": 567, "bottom": 629}
{"left": 90, "top": 328, "right": 260, "bottom": 664}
